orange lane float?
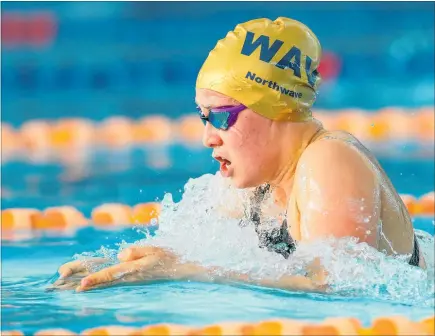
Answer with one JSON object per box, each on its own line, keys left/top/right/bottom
{"left": 332, "top": 109, "right": 372, "bottom": 141}
{"left": 32, "top": 206, "right": 89, "bottom": 230}
{"left": 19, "top": 120, "right": 53, "bottom": 153}
{"left": 367, "top": 108, "right": 415, "bottom": 142}
{"left": 1, "top": 202, "right": 160, "bottom": 234}
{"left": 0, "top": 193, "right": 432, "bottom": 234}
{"left": 1, "top": 107, "right": 433, "bottom": 164}
{"left": 1, "top": 123, "right": 22, "bottom": 161}
{"left": 90, "top": 202, "right": 160, "bottom": 226}
{"left": 49, "top": 118, "right": 95, "bottom": 149}
{"left": 1, "top": 331, "right": 25, "bottom": 336}
{"left": 418, "top": 192, "right": 435, "bottom": 216}
{"left": 415, "top": 106, "right": 435, "bottom": 142}
{"left": 132, "top": 115, "right": 173, "bottom": 144}
{"left": 132, "top": 202, "right": 161, "bottom": 224}
{"left": 34, "top": 329, "right": 77, "bottom": 336}
{"left": 176, "top": 114, "right": 204, "bottom": 143}
{"left": 3, "top": 315, "right": 433, "bottom": 336}
{"left": 1, "top": 208, "right": 40, "bottom": 231}
{"left": 91, "top": 203, "right": 134, "bottom": 226}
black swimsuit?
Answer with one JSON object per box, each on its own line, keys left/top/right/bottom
{"left": 244, "top": 184, "right": 421, "bottom": 267}
{"left": 242, "top": 184, "right": 295, "bottom": 259}
{"left": 409, "top": 234, "right": 420, "bottom": 267}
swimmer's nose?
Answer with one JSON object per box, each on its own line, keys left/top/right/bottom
{"left": 202, "top": 123, "right": 223, "bottom": 148}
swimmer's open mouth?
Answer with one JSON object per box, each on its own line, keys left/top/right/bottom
{"left": 214, "top": 156, "right": 231, "bottom": 166}
{"left": 213, "top": 155, "right": 232, "bottom": 174}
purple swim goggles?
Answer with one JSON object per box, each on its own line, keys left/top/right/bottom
{"left": 196, "top": 104, "right": 246, "bottom": 130}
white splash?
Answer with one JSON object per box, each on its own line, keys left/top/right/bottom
{"left": 87, "top": 173, "right": 435, "bottom": 307}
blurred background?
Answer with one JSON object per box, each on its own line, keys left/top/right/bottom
{"left": 2, "top": 1, "right": 434, "bottom": 122}
{"left": 1, "top": 1, "right": 434, "bottom": 215}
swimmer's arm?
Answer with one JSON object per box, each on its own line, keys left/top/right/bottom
{"left": 73, "top": 247, "right": 326, "bottom": 293}
{"left": 294, "top": 139, "right": 380, "bottom": 246}
{"left": 208, "top": 263, "right": 327, "bottom": 293}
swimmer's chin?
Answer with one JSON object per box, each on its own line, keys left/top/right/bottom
{"left": 225, "top": 174, "right": 258, "bottom": 189}
{"left": 216, "top": 168, "right": 258, "bottom": 189}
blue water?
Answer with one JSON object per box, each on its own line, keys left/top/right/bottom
{"left": 1, "top": 145, "right": 434, "bottom": 334}
{"left": 2, "top": 2, "right": 434, "bottom": 125}
{"left": 2, "top": 144, "right": 434, "bottom": 210}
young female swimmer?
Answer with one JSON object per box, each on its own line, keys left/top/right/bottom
{"left": 53, "top": 17, "right": 425, "bottom": 293}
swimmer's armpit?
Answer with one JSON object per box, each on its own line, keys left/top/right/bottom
{"left": 295, "top": 139, "right": 380, "bottom": 247}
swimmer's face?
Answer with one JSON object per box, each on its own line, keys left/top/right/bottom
{"left": 196, "top": 88, "right": 276, "bottom": 188}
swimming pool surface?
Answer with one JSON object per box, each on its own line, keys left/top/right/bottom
{"left": 2, "top": 145, "right": 434, "bottom": 334}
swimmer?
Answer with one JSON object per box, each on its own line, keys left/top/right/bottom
{"left": 53, "top": 17, "right": 425, "bottom": 293}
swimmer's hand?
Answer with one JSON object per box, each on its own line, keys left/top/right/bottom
{"left": 48, "top": 257, "right": 109, "bottom": 291}
{"left": 74, "top": 246, "right": 207, "bottom": 292}
{"left": 49, "top": 247, "right": 204, "bottom": 292}
{"left": 72, "top": 246, "right": 327, "bottom": 293}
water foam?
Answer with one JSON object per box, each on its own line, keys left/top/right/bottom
{"left": 82, "top": 173, "right": 434, "bottom": 307}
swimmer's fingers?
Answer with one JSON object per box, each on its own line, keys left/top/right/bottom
{"left": 58, "top": 260, "right": 86, "bottom": 279}
{"left": 118, "top": 246, "right": 163, "bottom": 262}
{"left": 76, "top": 254, "right": 161, "bottom": 292}
{"left": 58, "top": 257, "right": 108, "bottom": 279}
{"left": 47, "top": 277, "right": 83, "bottom": 291}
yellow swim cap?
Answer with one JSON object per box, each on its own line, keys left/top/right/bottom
{"left": 196, "top": 17, "right": 322, "bottom": 122}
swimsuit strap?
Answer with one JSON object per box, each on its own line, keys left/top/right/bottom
{"left": 245, "top": 128, "right": 339, "bottom": 259}
{"left": 248, "top": 184, "right": 296, "bottom": 259}
{"left": 408, "top": 234, "right": 420, "bottom": 267}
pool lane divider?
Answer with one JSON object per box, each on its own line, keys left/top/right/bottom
{"left": 2, "top": 315, "right": 434, "bottom": 335}
{"left": 2, "top": 107, "right": 434, "bottom": 164}
{"left": 1, "top": 202, "right": 160, "bottom": 232}
{"left": 1, "top": 192, "right": 434, "bottom": 235}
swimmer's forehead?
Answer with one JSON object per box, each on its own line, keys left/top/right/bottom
{"left": 195, "top": 89, "right": 240, "bottom": 109}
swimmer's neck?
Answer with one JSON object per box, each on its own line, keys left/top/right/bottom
{"left": 267, "top": 120, "right": 324, "bottom": 203}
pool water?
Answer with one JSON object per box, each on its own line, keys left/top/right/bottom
{"left": 1, "top": 145, "right": 434, "bottom": 334}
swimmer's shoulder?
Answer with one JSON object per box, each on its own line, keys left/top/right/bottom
{"left": 300, "top": 131, "right": 366, "bottom": 164}
{"left": 292, "top": 133, "right": 381, "bottom": 246}
{"left": 295, "top": 132, "right": 376, "bottom": 187}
